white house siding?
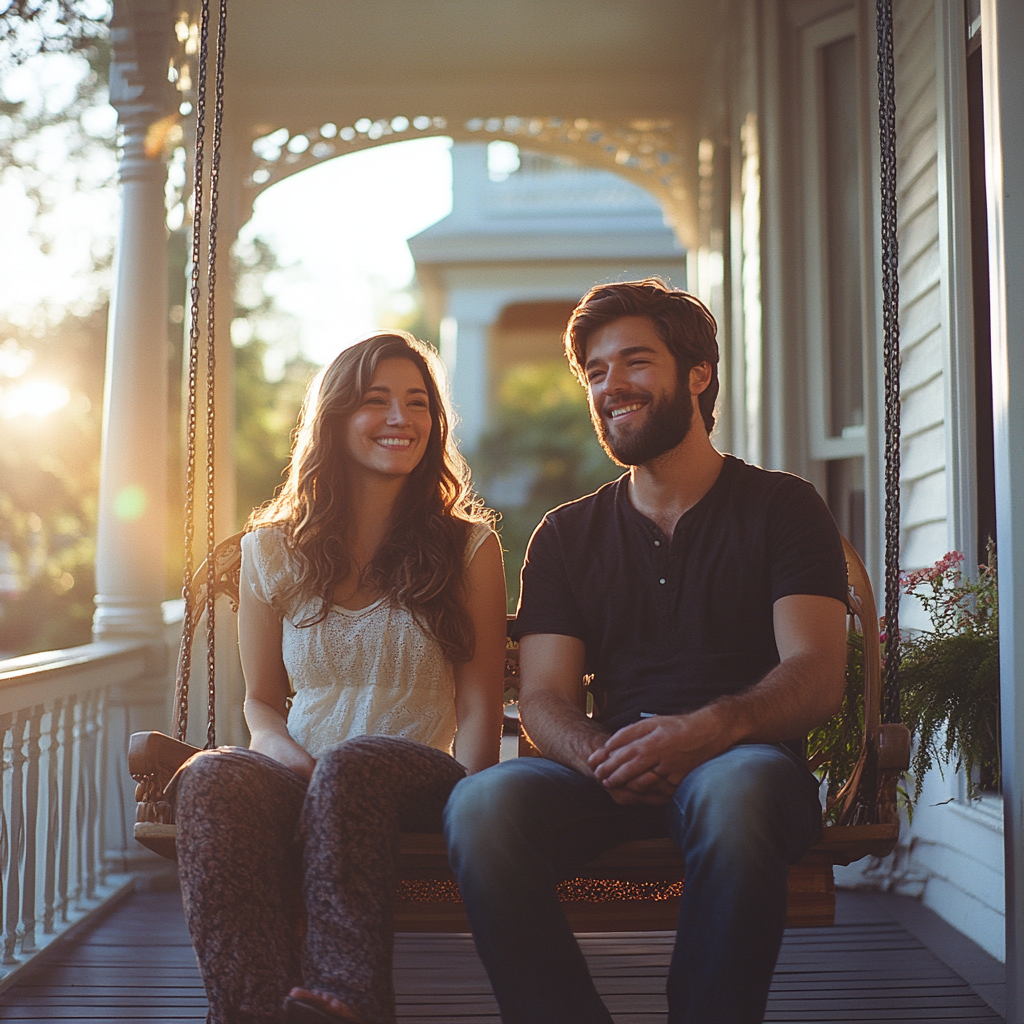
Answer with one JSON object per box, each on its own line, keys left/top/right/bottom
{"left": 835, "top": 2, "right": 1007, "bottom": 962}
{"left": 894, "top": 0, "right": 947, "bottom": 578}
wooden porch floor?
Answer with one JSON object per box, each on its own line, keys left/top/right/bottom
{"left": 0, "top": 886, "right": 1005, "bottom": 1023}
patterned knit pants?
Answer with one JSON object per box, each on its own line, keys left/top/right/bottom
{"left": 173, "top": 736, "right": 466, "bottom": 1024}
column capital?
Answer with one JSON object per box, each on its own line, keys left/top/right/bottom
{"left": 110, "top": 0, "right": 178, "bottom": 183}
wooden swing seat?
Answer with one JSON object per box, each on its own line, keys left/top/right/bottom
{"left": 130, "top": 531, "right": 909, "bottom": 931}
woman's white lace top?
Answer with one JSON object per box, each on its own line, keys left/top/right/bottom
{"left": 241, "top": 522, "right": 492, "bottom": 759}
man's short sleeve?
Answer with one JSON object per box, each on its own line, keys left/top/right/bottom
{"left": 511, "top": 515, "right": 588, "bottom": 642}
{"left": 767, "top": 478, "right": 849, "bottom": 605}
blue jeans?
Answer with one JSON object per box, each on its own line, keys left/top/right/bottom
{"left": 443, "top": 744, "right": 822, "bottom": 1024}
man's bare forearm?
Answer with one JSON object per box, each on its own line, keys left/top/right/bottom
{"left": 589, "top": 648, "right": 846, "bottom": 795}
{"left": 716, "top": 650, "right": 845, "bottom": 749}
{"left": 518, "top": 687, "right": 610, "bottom": 776}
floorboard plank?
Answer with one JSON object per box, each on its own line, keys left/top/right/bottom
{"left": 0, "top": 889, "right": 1006, "bottom": 1023}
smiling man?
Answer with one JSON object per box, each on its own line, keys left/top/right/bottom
{"left": 444, "top": 279, "right": 850, "bottom": 1024}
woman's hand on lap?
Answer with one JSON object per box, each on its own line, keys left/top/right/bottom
{"left": 250, "top": 730, "right": 316, "bottom": 781}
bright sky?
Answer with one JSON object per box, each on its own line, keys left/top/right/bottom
{"left": 239, "top": 137, "right": 454, "bottom": 366}
{"left": 0, "top": 45, "right": 454, "bottom": 366}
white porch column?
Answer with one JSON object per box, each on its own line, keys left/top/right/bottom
{"left": 94, "top": 0, "right": 176, "bottom": 642}
{"left": 981, "top": 1, "right": 1024, "bottom": 1018}
{"left": 445, "top": 291, "right": 507, "bottom": 452}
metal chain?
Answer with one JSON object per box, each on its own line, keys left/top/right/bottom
{"left": 175, "top": 0, "right": 212, "bottom": 744}
{"left": 203, "top": 0, "right": 227, "bottom": 750}
{"left": 876, "top": 0, "right": 902, "bottom": 725}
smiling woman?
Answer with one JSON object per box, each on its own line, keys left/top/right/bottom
{"left": 171, "top": 329, "right": 507, "bottom": 1024}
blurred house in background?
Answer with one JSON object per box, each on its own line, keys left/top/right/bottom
{"left": 409, "top": 140, "right": 686, "bottom": 450}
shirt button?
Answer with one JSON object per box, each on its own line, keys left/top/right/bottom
{"left": 659, "top": 578, "right": 666, "bottom": 585}
{"left": 654, "top": 540, "right": 661, "bottom": 547}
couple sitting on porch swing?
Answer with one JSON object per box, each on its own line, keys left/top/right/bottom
{"left": 172, "top": 277, "right": 849, "bottom": 1024}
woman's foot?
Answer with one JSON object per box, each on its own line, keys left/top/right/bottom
{"left": 282, "top": 987, "right": 365, "bottom": 1023}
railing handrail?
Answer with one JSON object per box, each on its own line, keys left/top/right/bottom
{"left": 0, "top": 641, "right": 157, "bottom": 717}
{"left": 0, "top": 599, "right": 186, "bottom": 711}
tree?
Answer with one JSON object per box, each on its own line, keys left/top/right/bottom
{"left": 471, "top": 362, "right": 621, "bottom": 610}
{"left": 1, "top": 0, "right": 109, "bottom": 70}
{"left": 232, "top": 235, "right": 319, "bottom": 528}
{"left": 0, "top": 306, "right": 106, "bottom": 654}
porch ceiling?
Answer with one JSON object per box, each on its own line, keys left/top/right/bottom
{"left": 229, "top": 0, "right": 731, "bottom": 129}
{"left": 215, "top": 0, "right": 734, "bottom": 245}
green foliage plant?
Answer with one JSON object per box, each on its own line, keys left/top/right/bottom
{"left": 808, "top": 631, "right": 866, "bottom": 823}
{"left": 808, "top": 545, "right": 999, "bottom": 818}
{"left": 899, "top": 545, "right": 1000, "bottom": 800}
{"left": 471, "top": 361, "right": 621, "bottom": 612}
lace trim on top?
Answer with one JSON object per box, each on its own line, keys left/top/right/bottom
{"left": 240, "top": 522, "right": 492, "bottom": 759}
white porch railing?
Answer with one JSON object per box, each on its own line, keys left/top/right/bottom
{"left": 0, "top": 612, "right": 179, "bottom": 989}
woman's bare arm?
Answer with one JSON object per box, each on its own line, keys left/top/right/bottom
{"left": 452, "top": 531, "right": 507, "bottom": 774}
{"left": 238, "top": 570, "right": 316, "bottom": 780}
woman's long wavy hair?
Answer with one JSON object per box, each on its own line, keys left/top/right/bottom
{"left": 247, "top": 332, "right": 492, "bottom": 662}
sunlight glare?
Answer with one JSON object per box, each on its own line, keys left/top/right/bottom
{"left": 1, "top": 380, "right": 71, "bottom": 419}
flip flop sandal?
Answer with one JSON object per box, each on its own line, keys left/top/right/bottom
{"left": 282, "top": 993, "right": 362, "bottom": 1023}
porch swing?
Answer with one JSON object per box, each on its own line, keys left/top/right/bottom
{"left": 129, "top": 0, "right": 912, "bottom": 930}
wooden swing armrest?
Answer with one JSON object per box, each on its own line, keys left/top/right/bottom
{"left": 129, "top": 730, "right": 201, "bottom": 784}
{"left": 828, "top": 538, "right": 910, "bottom": 827}
{"left": 129, "top": 730, "right": 202, "bottom": 825}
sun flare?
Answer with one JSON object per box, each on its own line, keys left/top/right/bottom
{"left": 0, "top": 381, "right": 72, "bottom": 419}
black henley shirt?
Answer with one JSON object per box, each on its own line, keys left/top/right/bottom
{"left": 512, "top": 454, "right": 849, "bottom": 734}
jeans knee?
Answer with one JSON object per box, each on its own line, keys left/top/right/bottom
{"left": 444, "top": 761, "right": 556, "bottom": 875}
{"left": 445, "top": 768, "right": 510, "bottom": 856}
{"left": 670, "top": 746, "right": 819, "bottom": 864}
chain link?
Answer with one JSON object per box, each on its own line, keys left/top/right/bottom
{"left": 175, "top": 0, "right": 212, "bottom": 745}
{"left": 203, "top": 0, "right": 228, "bottom": 750}
{"left": 876, "top": 0, "right": 902, "bottom": 725}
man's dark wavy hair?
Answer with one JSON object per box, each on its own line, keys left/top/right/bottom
{"left": 563, "top": 278, "right": 720, "bottom": 435}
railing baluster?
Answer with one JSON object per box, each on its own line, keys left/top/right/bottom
{"left": 56, "top": 699, "right": 73, "bottom": 925}
{"left": 72, "top": 697, "right": 85, "bottom": 911}
{"left": 43, "top": 699, "right": 60, "bottom": 935}
{"left": 4, "top": 711, "right": 24, "bottom": 964}
{"left": 0, "top": 714, "right": 11, "bottom": 961}
{"left": 95, "top": 689, "right": 110, "bottom": 888}
{"left": 82, "top": 693, "right": 98, "bottom": 901}
{"left": 20, "top": 706, "right": 42, "bottom": 952}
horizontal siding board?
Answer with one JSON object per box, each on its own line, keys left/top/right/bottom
{"left": 899, "top": 241, "right": 941, "bottom": 313}
{"left": 899, "top": 97, "right": 938, "bottom": 181}
{"left": 903, "top": 469, "right": 947, "bottom": 527}
{"left": 901, "top": 325, "right": 943, "bottom": 391}
{"left": 900, "top": 190, "right": 941, "bottom": 260}
{"left": 899, "top": 156, "right": 940, "bottom": 220}
{"left": 911, "top": 842, "right": 1005, "bottom": 915}
{"left": 899, "top": 286, "right": 942, "bottom": 353}
{"left": 902, "top": 373, "right": 946, "bottom": 434}
{"left": 895, "top": 0, "right": 936, "bottom": 62}
{"left": 901, "top": 422, "right": 945, "bottom": 481}
{"left": 903, "top": 517, "right": 950, "bottom": 568}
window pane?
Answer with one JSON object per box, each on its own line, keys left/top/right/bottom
{"left": 827, "top": 457, "right": 865, "bottom": 560}
{"left": 822, "top": 36, "right": 864, "bottom": 437}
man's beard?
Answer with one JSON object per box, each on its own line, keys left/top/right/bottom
{"left": 593, "top": 379, "right": 695, "bottom": 467}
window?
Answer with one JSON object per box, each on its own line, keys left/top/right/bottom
{"left": 801, "top": 8, "right": 874, "bottom": 563}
